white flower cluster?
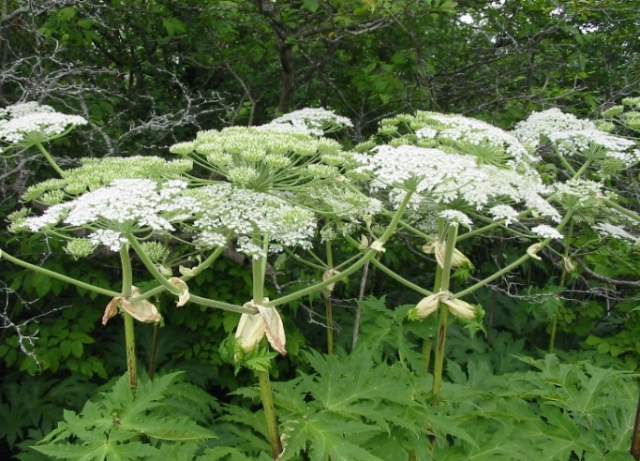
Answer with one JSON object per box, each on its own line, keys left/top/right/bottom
{"left": 186, "top": 184, "right": 316, "bottom": 258}
{"left": 512, "top": 108, "right": 640, "bottom": 166}
{"left": 414, "top": 112, "right": 537, "bottom": 169}
{"left": 257, "top": 108, "right": 353, "bottom": 136}
{"left": 531, "top": 225, "right": 564, "bottom": 240}
{"left": 0, "top": 102, "right": 55, "bottom": 118}
{"left": 593, "top": 223, "right": 636, "bottom": 241}
{"left": 23, "top": 156, "right": 193, "bottom": 203}
{"left": 302, "top": 184, "right": 383, "bottom": 221}
{"left": 439, "top": 209, "right": 473, "bottom": 228}
{"left": 354, "top": 144, "right": 559, "bottom": 222}
{"left": 488, "top": 204, "right": 520, "bottom": 226}
{"left": 21, "top": 179, "right": 198, "bottom": 251}
{"left": 551, "top": 179, "right": 604, "bottom": 210}
{"left": 0, "top": 102, "right": 87, "bottom": 151}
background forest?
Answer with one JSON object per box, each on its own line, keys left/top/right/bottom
{"left": 2, "top": 0, "right": 640, "bottom": 460}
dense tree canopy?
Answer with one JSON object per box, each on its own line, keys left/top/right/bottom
{"left": 3, "top": 0, "right": 639, "bottom": 151}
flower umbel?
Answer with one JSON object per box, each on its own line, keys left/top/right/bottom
{"left": 0, "top": 102, "right": 87, "bottom": 152}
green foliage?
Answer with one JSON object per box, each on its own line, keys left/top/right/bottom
{"left": 221, "top": 344, "right": 636, "bottom": 460}
{"left": 0, "top": 374, "right": 96, "bottom": 450}
{"left": 4, "top": 1, "right": 640, "bottom": 455}
{"left": 31, "top": 372, "right": 216, "bottom": 460}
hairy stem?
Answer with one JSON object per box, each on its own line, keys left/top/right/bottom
{"left": 253, "top": 236, "right": 282, "bottom": 459}
{"left": 326, "top": 241, "right": 334, "bottom": 355}
{"left": 549, "top": 219, "right": 574, "bottom": 353}
{"left": 120, "top": 244, "right": 137, "bottom": 390}
{"left": 258, "top": 369, "right": 283, "bottom": 459}
{"left": 431, "top": 222, "right": 458, "bottom": 399}
{"left": 351, "top": 256, "right": 370, "bottom": 350}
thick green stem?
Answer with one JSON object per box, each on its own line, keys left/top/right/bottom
{"left": 549, "top": 219, "right": 574, "bottom": 354}
{"left": 572, "top": 158, "right": 593, "bottom": 179}
{"left": 127, "top": 236, "right": 253, "bottom": 313}
{"left": 188, "top": 294, "right": 257, "bottom": 314}
{"left": 35, "top": 142, "right": 66, "bottom": 177}
{"left": 123, "top": 312, "right": 137, "bottom": 389}
{"left": 325, "top": 241, "right": 334, "bottom": 355}
{"left": 257, "top": 369, "right": 283, "bottom": 459}
{"left": 127, "top": 234, "right": 183, "bottom": 296}
{"left": 344, "top": 231, "right": 433, "bottom": 296}
{"left": 0, "top": 249, "right": 120, "bottom": 297}
{"left": 431, "top": 222, "right": 459, "bottom": 399}
{"left": 454, "top": 250, "right": 538, "bottom": 300}
{"left": 603, "top": 197, "right": 640, "bottom": 224}
{"left": 554, "top": 146, "right": 577, "bottom": 176}
{"left": 120, "top": 244, "right": 137, "bottom": 389}
{"left": 631, "top": 384, "right": 640, "bottom": 459}
{"left": 253, "top": 236, "right": 282, "bottom": 459}
{"left": 431, "top": 305, "right": 449, "bottom": 399}
{"left": 370, "top": 254, "right": 433, "bottom": 296}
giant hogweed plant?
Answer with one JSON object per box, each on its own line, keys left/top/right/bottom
{"left": 1, "top": 101, "right": 638, "bottom": 459}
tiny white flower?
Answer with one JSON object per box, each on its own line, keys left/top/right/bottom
{"left": 513, "top": 108, "right": 640, "bottom": 166}
{"left": 188, "top": 184, "right": 316, "bottom": 256}
{"left": 488, "top": 205, "right": 520, "bottom": 225}
{"left": 439, "top": 209, "right": 472, "bottom": 228}
{"left": 258, "top": 107, "right": 353, "bottom": 136}
{"left": 531, "top": 224, "right": 564, "bottom": 240}
{"left": 0, "top": 102, "right": 87, "bottom": 148}
{"left": 593, "top": 223, "right": 636, "bottom": 241}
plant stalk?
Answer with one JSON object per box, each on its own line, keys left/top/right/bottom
{"left": 258, "top": 369, "right": 283, "bottom": 459}
{"left": 0, "top": 249, "right": 120, "bottom": 297}
{"left": 631, "top": 384, "right": 640, "bottom": 459}
{"left": 35, "top": 142, "right": 66, "bottom": 177}
{"left": 120, "top": 244, "right": 137, "bottom": 389}
{"left": 326, "top": 241, "right": 334, "bottom": 355}
{"left": 431, "top": 222, "right": 458, "bottom": 399}
{"left": 253, "top": 236, "right": 282, "bottom": 459}
{"left": 264, "top": 190, "right": 415, "bottom": 308}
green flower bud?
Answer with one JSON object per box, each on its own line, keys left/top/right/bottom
{"left": 228, "top": 166, "right": 260, "bottom": 186}
{"left": 40, "top": 190, "right": 65, "bottom": 205}
{"left": 140, "top": 241, "right": 170, "bottom": 263}
{"left": 169, "top": 141, "right": 195, "bottom": 155}
{"left": 601, "top": 105, "right": 624, "bottom": 118}
{"left": 64, "top": 239, "right": 97, "bottom": 259}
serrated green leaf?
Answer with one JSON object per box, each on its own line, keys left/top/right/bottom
{"left": 280, "top": 414, "right": 383, "bottom": 461}
{"left": 120, "top": 416, "right": 216, "bottom": 441}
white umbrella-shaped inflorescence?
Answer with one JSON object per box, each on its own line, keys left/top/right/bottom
{"left": 512, "top": 108, "right": 640, "bottom": 166}
{"left": 373, "top": 110, "right": 539, "bottom": 174}
{"left": 185, "top": 184, "right": 317, "bottom": 259}
{"left": 14, "top": 179, "right": 198, "bottom": 253}
{"left": 353, "top": 144, "right": 560, "bottom": 226}
{"left": 0, "top": 102, "right": 87, "bottom": 152}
